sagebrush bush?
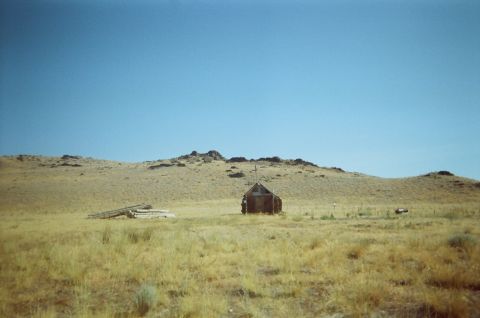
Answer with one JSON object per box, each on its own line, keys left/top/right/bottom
{"left": 134, "top": 284, "right": 157, "bottom": 316}
{"left": 447, "top": 233, "right": 477, "bottom": 249}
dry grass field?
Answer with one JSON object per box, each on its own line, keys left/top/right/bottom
{"left": 1, "top": 153, "right": 480, "bottom": 317}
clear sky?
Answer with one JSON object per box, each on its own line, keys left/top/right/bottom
{"left": 1, "top": 0, "right": 479, "bottom": 179}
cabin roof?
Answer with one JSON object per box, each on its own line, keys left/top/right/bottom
{"left": 244, "top": 182, "right": 280, "bottom": 198}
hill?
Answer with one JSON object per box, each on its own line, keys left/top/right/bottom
{"left": 1, "top": 151, "right": 479, "bottom": 216}
{"left": 1, "top": 151, "right": 480, "bottom": 317}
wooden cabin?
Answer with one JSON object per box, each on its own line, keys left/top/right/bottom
{"left": 241, "top": 183, "right": 282, "bottom": 214}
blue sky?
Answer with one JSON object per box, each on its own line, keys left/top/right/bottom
{"left": 1, "top": 0, "right": 479, "bottom": 179}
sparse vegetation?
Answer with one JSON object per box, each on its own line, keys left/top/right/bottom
{"left": 1, "top": 154, "right": 480, "bottom": 317}
{"left": 1, "top": 209, "right": 479, "bottom": 317}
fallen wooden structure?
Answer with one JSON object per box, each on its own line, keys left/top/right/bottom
{"left": 88, "top": 204, "right": 175, "bottom": 219}
{"left": 127, "top": 209, "right": 176, "bottom": 219}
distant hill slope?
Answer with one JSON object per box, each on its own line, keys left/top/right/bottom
{"left": 1, "top": 152, "right": 479, "bottom": 214}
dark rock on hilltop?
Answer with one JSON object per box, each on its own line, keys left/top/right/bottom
{"left": 257, "top": 156, "right": 282, "bottom": 163}
{"left": 50, "top": 162, "right": 82, "bottom": 168}
{"left": 290, "top": 158, "right": 318, "bottom": 167}
{"left": 178, "top": 151, "right": 199, "bottom": 160}
{"left": 16, "top": 155, "right": 40, "bottom": 162}
{"left": 206, "top": 150, "right": 225, "bottom": 160}
{"left": 178, "top": 150, "right": 225, "bottom": 161}
{"left": 228, "top": 172, "right": 246, "bottom": 178}
{"left": 227, "top": 157, "right": 248, "bottom": 163}
{"left": 148, "top": 163, "right": 173, "bottom": 169}
{"left": 330, "top": 167, "right": 345, "bottom": 173}
{"left": 253, "top": 156, "right": 318, "bottom": 167}
{"left": 438, "top": 171, "right": 454, "bottom": 176}
{"left": 61, "top": 155, "right": 81, "bottom": 160}
{"left": 424, "top": 171, "right": 455, "bottom": 177}
{"left": 177, "top": 150, "right": 321, "bottom": 167}
{"left": 60, "top": 163, "right": 82, "bottom": 167}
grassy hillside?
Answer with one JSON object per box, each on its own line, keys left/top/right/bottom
{"left": 1, "top": 152, "right": 479, "bottom": 317}
{"left": 1, "top": 153, "right": 479, "bottom": 216}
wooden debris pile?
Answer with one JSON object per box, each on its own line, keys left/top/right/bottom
{"left": 88, "top": 204, "right": 175, "bottom": 219}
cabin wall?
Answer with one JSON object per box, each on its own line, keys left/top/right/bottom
{"left": 244, "top": 194, "right": 282, "bottom": 213}
{"left": 274, "top": 197, "right": 282, "bottom": 213}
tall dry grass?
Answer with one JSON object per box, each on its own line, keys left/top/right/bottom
{"left": 1, "top": 203, "right": 479, "bottom": 317}
{"left": 1, "top": 156, "right": 479, "bottom": 316}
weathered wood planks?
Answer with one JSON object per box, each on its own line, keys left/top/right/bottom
{"left": 87, "top": 204, "right": 175, "bottom": 219}
{"left": 87, "top": 204, "right": 152, "bottom": 219}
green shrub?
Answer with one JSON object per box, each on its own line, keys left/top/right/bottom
{"left": 320, "top": 214, "right": 335, "bottom": 220}
{"left": 134, "top": 284, "right": 157, "bottom": 316}
{"left": 447, "top": 233, "right": 477, "bottom": 249}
